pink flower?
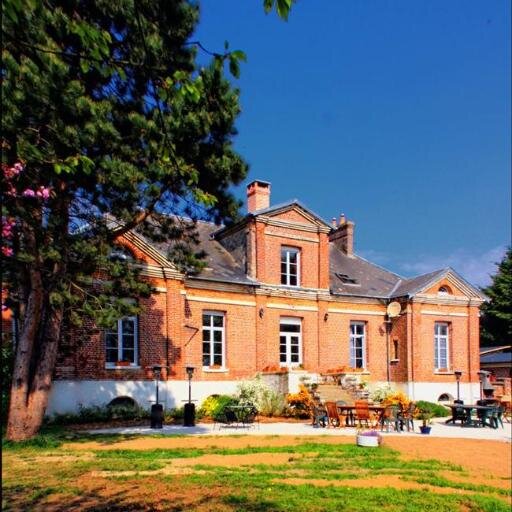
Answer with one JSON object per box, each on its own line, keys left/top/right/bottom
{"left": 13, "top": 162, "right": 24, "bottom": 173}
{"left": 22, "top": 189, "right": 36, "bottom": 197}
{"left": 36, "top": 187, "right": 51, "bottom": 200}
{"left": 2, "top": 246, "right": 13, "bottom": 257}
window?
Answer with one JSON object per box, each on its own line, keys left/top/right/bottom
{"left": 434, "top": 322, "right": 449, "bottom": 370}
{"left": 202, "top": 312, "right": 225, "bottom": 367}
{"left": 280, "top": 317, "right": 302, "bottom": 367}
{"left": 392, "top": 339, "right": 399, "bottom": 361}
{"left": 349, "top": 321, "right": 366, "bottom": 369}
{"left": 438, "top": 286, "right": 451, "bottom": 296}
{"left": 105, "top": 317, "right": 138, "bottom": 366}
{"left": 281, "top": 247, "right": 300, "bottom": 286}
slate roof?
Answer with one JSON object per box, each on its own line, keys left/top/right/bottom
{"left": 480, "top": 348, "right": 512, "bottom": 365}
{"left": 329, "top": 245, "right": 401, "bottom": 298}
{"left": 127, "top": 212, "right": 482, "bottom": 299}
{"left": 150, "top": 220, "right": 256, "bottom": 286}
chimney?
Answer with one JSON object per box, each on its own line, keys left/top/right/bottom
{"left": 247, "top": 180, "right": 271, "bottom": 213}
{"left": 329, "top": 213, "right": 355, "bottom": 256}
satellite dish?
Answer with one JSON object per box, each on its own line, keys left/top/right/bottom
{"left": 386, "top": 302, "right": 401, "bottom": 318}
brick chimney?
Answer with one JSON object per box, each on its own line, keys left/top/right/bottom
{"left": 329, "top": 213, "right": 355, "bottom": 256}
{"left": 247, "top": 180, "right": 271, "bottom": 213}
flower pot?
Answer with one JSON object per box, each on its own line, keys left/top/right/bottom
{"left": 419, "top": 425, "right": 431, "bottom": 435}
{"left": 356, "top": 435, "right": 380, "bottom": 447}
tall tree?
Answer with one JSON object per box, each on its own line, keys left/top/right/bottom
{"left": 480, "top": 248, "right": 512, "bottom": 347}
{"left": 1, "top": 0, "right": 291, "bottom": 440}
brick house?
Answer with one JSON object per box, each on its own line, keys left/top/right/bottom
{"left": 47, "top": 180, "right": 486, "bottom": 413}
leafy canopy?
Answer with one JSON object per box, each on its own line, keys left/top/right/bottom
{"left": 2, "top": 0, "right": 252, "bottom": 325}
{"left": 480, "top": 248, "right": 512, "bottom": 346}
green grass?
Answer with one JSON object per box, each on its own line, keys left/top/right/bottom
{"left": 2, "top": 435, "right": 509, "bottom": 512}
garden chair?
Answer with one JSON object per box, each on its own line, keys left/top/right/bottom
{"left": 325, "top": 401, "right": 342, "bottom": 427}
{"left": 489, "top": 406, "right": 504, "bottom": 429}
{"left": 450, "top": 401, "right": 469, "bottom": 427}
{"left": 476, "top": 406, "right": 494, "bottom": 428}
{"left": 354, "top": 400, "right": 372, "bottom": 428}
{"left": 213, "top": 406, "right": 239, "bottom": 429}
{"left": 380, "top": 405, "right": 401, "bottom": 432}
{"left": 336, "top": 400, "right": 353, "bottom": 427}
{"left": 400, "top": 402, "right": 416, "bottom": 432}
{"left": 241, "top": 405, "right": 259, "bottom": 429}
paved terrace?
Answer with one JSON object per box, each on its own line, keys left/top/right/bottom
{"left": 90, "top": 417, "right": 511, "bottom": 442}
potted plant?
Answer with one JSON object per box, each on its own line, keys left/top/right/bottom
{"left": 356, "top": 429, "right": 382, "bottom": 447}
{"left": 416, "top": 408, "right": 434, "bottom": 434}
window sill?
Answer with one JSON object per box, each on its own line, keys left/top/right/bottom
{"left": 390, "top": 359, "right": 400, "bottom": 363}
{"left": 105, "top": 365, "right": 141, "bottom": 370}
{"left": 202, "top": 367, "right": 228, "bottom": 373}
{"left": 434, "top": 370, "right": 454, "bottom": 375}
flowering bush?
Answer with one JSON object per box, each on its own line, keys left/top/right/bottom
{"left": 382, "top": 391, "right": 410, "bottom": 409}
{"left": 286, "top": 384, "right": 314, "bottom": 418}
{"left": 236, "top": 375, "right": 286, "bottom": 416}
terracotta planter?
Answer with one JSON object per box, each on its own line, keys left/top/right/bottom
{"left": 116, "top": 361, "right": 131, "bottom": 367}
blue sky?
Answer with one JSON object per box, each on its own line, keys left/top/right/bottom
{"left": 194, "top": 0, "right": 511, "bottom": 287}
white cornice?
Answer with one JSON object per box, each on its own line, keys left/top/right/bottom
{"left": 185, "top": 295, "right": 256, "bottom": 307}
{"left": 327, "top": 308, "right": 385, "bottom": 316}
{"left": 264, "top": 230, "right": 320, "bottom": 243}
{"left": 420, "top": 309, "right": 469, "bottom": 318}
{"left": 257, "top": 216, "right": 331, "bottom": 234}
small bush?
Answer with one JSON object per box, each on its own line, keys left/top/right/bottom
{"left": 286, "top": 385, "right": 314, "bottom": 419}
{"left": 382, "top": 391, "right": 410, "bottom": 409}
{"left": 259, "top": 392, "right": 286, "bottom": 417}
{"left": 415, "top": 400, "right": 450, "bottom": 418}
{"left": 45, "top": 403, "right": 149, "bottom": 425}
{"left": 198, "top": 395, "right": 239, "bottom": 420}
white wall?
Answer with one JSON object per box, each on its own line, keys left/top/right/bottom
{"left": 46, "top": 379, "right": 240, "bottom": 415}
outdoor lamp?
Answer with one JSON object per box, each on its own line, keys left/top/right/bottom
{"left": 454, "top": 370, "right": 462, "bottom": 402}
{"left": 184, "top": 366, "right": 196, "bottom": 427}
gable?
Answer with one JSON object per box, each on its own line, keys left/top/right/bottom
{"left": 257, "top": 202, "right": 332, "bottom": 233}
{"left": 415, "top": 269, "right": 485, "bottom": 300}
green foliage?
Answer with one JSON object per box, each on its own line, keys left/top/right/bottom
{"left": 45, "top": 403, "right": 149, "bottom": 426}
{"left": 480, "top": 247, "right": 512, "bottom": 346}
{"left": 198, "top": 394, "right": 239, "bottom": 420}
{"left": 415, "top": 401, "right": 450, "bottom": 418}
{"left": 235, "top": 375, "right": 285, "bottom": 416}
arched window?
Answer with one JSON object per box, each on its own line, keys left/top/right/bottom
{"left": 438, "top": 285, "right": 452, "bottom": 296}
{"left": 109, "top": 245, "right": 135, "bottom": 262}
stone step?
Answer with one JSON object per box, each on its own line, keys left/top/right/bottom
{"left": 315, "top": 384, "right": 355, "bottom": 404}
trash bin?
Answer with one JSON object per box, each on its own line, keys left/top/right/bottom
{"left": 184, "top": 402, "right": 195, "bottom": 427}
{"left": 150, "top": 403, "right": 164, "bottom": 429}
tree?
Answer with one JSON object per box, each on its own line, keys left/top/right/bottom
{"left": 1, "top": 0, "right": 292, "bottom": 440}
{"left": 480, "top": 248, "right": 512, "bottom": 347}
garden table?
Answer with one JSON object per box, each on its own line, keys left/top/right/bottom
{"left": 447, "top": 404, "right": 497, "bottom": 428}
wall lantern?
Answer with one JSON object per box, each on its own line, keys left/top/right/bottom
{"left": 259, "top": 308, "right": 264, "bottom": 319}
{"left": 323, "top": 313, "right": 329, "bottom": 322}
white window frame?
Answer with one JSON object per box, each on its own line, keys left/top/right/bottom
{"left": 105, "top": 316, "right": 138, "bottom": 367}
{"left": 280, "top": 246, "right": 300, "bottom": 287}
{"left": 202, "top": 311, "right": 226, "bottom": 368}
{"left": 434, "top": 322, "right": 450, "bottom": 370}
{"left": 279, "top": 317, "right": 302, "bottom": 367}
{"left": 349, "top": 321, "right": 366, "bottom": 369}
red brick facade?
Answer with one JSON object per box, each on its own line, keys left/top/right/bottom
{"left": 50, "top": 181, "right": 485, "bottom": 407}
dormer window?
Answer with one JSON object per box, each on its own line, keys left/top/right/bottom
{"left": 281, "top": 247, "right": 300, "bottom": 287}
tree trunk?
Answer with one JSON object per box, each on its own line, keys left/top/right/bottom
{"left": 6, "top": 269, "right": 44, "bottom": 441}
{"left": 6, "top": 305, "right": 64, "bottom": 441}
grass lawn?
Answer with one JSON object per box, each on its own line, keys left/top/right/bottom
{"left": 2, "top": 428, "right": 511, "bottom": 511}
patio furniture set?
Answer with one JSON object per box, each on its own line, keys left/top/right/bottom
{"left": 312, "top": 400, "right": 417, "bottom": 433}
{"left": 446, "top": 399, "right": 507, "bottom": 428}
{"left": 213, "top": 404, "right": 259, "bottom": 429}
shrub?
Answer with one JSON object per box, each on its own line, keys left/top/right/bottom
{"left": 286, "top": 385, "right": 314, "bottom": 418}
{"left": 370, "top": 384, "right": 395, "bottom": 403}
{"left": 45, "top": 403, "right": 149, "bottom": 425}
{"left": 415, "top": 400, "right": 450, "bottom": 418}
{"left": 198, "top": 394, "right": 239, "bottom": 420}
{"left": 235, "top": 375, "right": 286, "bottom": 416}
{"left": 382, "top": 391, "right": 410, "bottom": 409}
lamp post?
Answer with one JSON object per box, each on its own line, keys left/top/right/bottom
{"left": 454, "top": 370, "right": 462, "bottom": 403}
{"left": 184, "top": 366, "right": 195, "bottom": 427}
{"left": 150, "top": 365, "right": 167, "bottom": 429}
